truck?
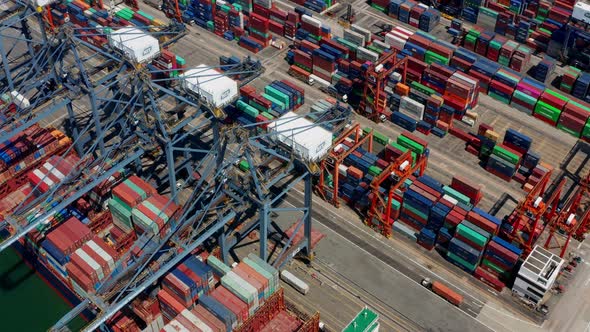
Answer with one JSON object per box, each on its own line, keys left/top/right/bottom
{"left": 288, "top": 65, "right": 315, "bottom": 86}
{"left": 421, "top": 278, "right": 463, "bottom": 306}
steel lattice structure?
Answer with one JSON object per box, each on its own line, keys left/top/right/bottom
{"left": 0, "top": 2, "right": 330, "bottom": 331}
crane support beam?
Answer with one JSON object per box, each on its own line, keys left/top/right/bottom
{"left": 0, "top": 149, "right": 144, "bottom": 252}
{"left": 81, "top": 211, "right": 235, "bottom": 332}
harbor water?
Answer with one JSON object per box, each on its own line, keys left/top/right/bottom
{"left": 0, "top": 248, "right": 86, "bottom": 331}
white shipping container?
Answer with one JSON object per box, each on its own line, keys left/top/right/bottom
{"left": 385, "top": 34, "right": 406, "bottom": 51}
{"left": 33, "top": 0, "right": 57, "bottom": 7}
{"left": 400, "top": 96, "right": 425, "bottom": 120}
{"left": 88, "top": 240, "right": 116, "bottom": 272}
{"left": 338, "top": 164, "right": 348, "bottom": 176}
{"left": 165, "top": 320, "right": 190, "bottom": 332}
{"left": 389, "top": 30, "right": 410, "bottom": 40}
{"left": 301, "top": 14, "right": 322, "bottom": 28}
{"left": 10, "top": 91, "right": 30, "bottom": 109}
{"left": 225, "top": 271, "right": 258, "bottom": 302}
{"left": 393, "top": 26, "right": 414, "bottom": 37}
{"left": 357, "top": 47, "right": 379, "bottom": 62}
{"left": 108, "top": 27, "right": 160, "bottom": 63}
{"left": 76, "top": 248, "right": 104, "bottom": 281}
{"left": 343, "top": 29, "right": 366, "bottom": 47}
{"left": 573, "top": 2, "right": 590, "bottom": 24}
{"left": 280, "top": 270, "right": 309, "bottom": 294}
{"left": 181, "top": 309, "right": 214, "bottom": 332}
{"left": 268, "top": 112, "right": 333, "bottom": 162}
{"left": 182, "top": 65, "right": 238, "bottom": 108}
{"left": 351, "top": 24, "right": 372, "bottom": 43}
{"left": 44, "top": 162, "right": 66, "bottom": 180}
{"left": 33, "top": 169, "right": 54, "bottom": 188}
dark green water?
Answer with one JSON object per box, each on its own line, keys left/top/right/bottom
{"left": 0, "top": 248, "right": 86, "bottom": 331}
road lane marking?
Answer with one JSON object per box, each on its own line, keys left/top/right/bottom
{"left": 282, "top": 200, "right": 500, "bottom": 332}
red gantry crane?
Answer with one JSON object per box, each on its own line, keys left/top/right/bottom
{"left": 366, "top": 150, "right": 427, "bottom": 238}
{"left": 544, "top": 171, "right": 590, "bottom": 257}
{"left": 358, "top": 50, "right": 409, "bottom": 123}
{"left": 506, "top": 167, "right": 566, "bottom": 255}
{"left": 316, "top": 123, "right": 373, "bottom": 208}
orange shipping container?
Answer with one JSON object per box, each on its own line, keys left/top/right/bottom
{"left": 431, "top": 281, "right": 463, "bottom": 306}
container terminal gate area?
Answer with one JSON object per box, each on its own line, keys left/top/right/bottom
{"left": 1, "top": 0, "right": 590, "bottom": 331}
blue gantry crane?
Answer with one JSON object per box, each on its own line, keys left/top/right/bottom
{"left": 0, "top": 2, "right": 335, "bottom": 331}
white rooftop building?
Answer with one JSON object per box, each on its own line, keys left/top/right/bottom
{"left": 512, "top": 245, "right": 564, "bottom": 305}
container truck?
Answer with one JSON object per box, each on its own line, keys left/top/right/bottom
{"left": 421, "top": 278, "right": 463, "bottom": 306}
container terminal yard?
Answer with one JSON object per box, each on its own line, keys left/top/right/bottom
{"left": 1, "top": 0, "right": 590, "bottom": 330}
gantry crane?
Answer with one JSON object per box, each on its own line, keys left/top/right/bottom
{"left": 316, "top": 123, "right": 374, "bottom": 208}
{"left": 358, "top": 49, "right": 409, "bottom": 122}
{"left": 504, "top": 168, "right": 566, "bottom": 255}
{"left": 366, "top": 150, "right": 427, "bottom": 237}
{"left": 1, "top": 3, "right": 323, "bottom": 331}
{"left": 543, "top": 171, "right": 590, "bottom": 257}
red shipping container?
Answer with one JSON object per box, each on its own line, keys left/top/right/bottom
{"left": 192, "top": 305, "right": 226, "bottom": 332}
{"left": 211, "top": 288, "right": 245, "bottom": 323}
{"left": 490, "top": 80, "right": 515, "bottom": 96}
{"left": 408, "top": 34, "right": 432, "bottom": 49}
{"left": 157, "top": 289, "right": 187, "bottom": 316}
{"left": 430, "top": 63, "right": 456, "bottom": 78}
{"left": 466, "top": 211, "right": 499, "bottom": 235}
{"left": 563, "top": 101, "right": 590, "bottom": 121}
{"left": 486, "top": 241, "right": 519, "bottom": 263}
{"left": 473, "top": 267, "right": 505, "bottom": 292}
{"left": 411, "top": 182, "right": 442, "bottom": 200}
{"left": 540, "top": 90, "right": 567, "bottom": 110}
{"left": 67, "top": 262, "right": 94, "bottom": 293}
{"left": 557, "top": 112, "right": 584, "bottom": 135}
{"left": 455, "top": 233, "right": 485, "bottom": 251}
{"left": 401, "top": 207, "right": 428, "bottom": 225}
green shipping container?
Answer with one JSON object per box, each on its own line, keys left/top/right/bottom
{"left": 368, "top": 166, "right": 383, "bottom": 176}
{"left": 481, "top": 259, "right": 511, "bottom": 276}
{"left": 492, "top": 145, "right": 520, "bottom": 164}
{"left": 207, "top": 255, "right": 232, "bottom": 276}
{"left": 392, "top": 199, "right": 401, "bottom": 211}
{"left": 410, "top": 81, "right": 437, "bottom": 96}
{"left": 402, "top": 202, "right": 429, "bottom": 220}
{"left": 583, "top": 120, "right": 590, "bottom": 139}
{"left": 456, "top": 224, "right": 488, "bottom": 247}
{"left": 424, "top": 51, "right": 450, "bottom": 65}
{"left": 498, "top": 56, "right": 510, "bottom": 66}
{"left": 442, "top": 186, "right": 471, "bottom": 205}
{"left": 488, "top": 91, "right": 511, "bottom": 104}
{"left": 512, "top": 90, "right": 537, "bottom": 106}
{"left": 397, "top": 136, "right": 425, "bottom": 154}
{"left": 261, "top": 93, "right": 286, "bottom": 111}
{"left": 556, "top": 123, "right": 581, "bottom": 138}
{"left": 265, "top": 85, "right": 290, "bottom": 109}
{"left": 447, "top": 251, "right": 478, "bottom": 271}
{"left": 373, "top": 132, "right": 389, "bottom": 145}
{"left": 239, "top": 160, "right": 250, "bottom": 171}
{"left": 534, "top": 101, "right": 561, "bottom": 122}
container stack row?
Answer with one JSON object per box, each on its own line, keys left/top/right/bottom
{"left": 386, "top": 25, "right": 590, "bottom": 142}
{"left": 49, "top": 1, "right": 187, "bottom": 81}
{"left": 0, "top": 124, "right": 72, "bottom": 199}
{"left": 153, "top": 252, "right": 291, "bottom": 332}
{"left": 560, "top": 66, "right": 590, "bottom": 103}
{"left": 326, "top": 129, "right": 429, "bottom": 216}
{"left": 373, "top": 0, "right": 442, "bottom": 33}
{"left": 232, "top": 80, "right": 305, "bottom": 128}
{"left": 393, "top": 173, "right": 525, "bottom": 289}
{"left": 456, "top": 0, "right": 578, "bottom": 57}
